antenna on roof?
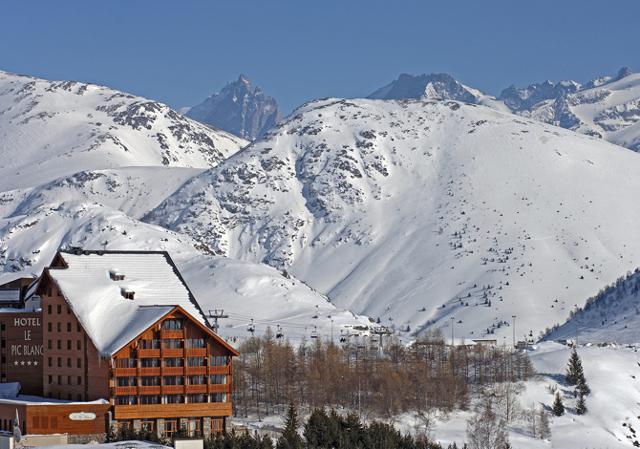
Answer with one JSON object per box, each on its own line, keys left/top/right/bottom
{"left": 206, "top": 309, "right": 229, "bottom": 334}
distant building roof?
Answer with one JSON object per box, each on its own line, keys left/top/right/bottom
{"left": 0, "top": 289, "right": 21, "bottom": 303}
{"left": 42, "top": 250, "right": 210, "bottom": 356}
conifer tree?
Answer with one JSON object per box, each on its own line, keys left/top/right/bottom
{"left": 538, "top": 408, "right": 551, "bottom": 439}
{"left": 276, "top": 402, "right": 303, "bottom": 449}
{"left": 576, "top": 392, "right": 587, "bottom": 415}
{"left": 552, "top": 392, "right": 565, "bottom": 416}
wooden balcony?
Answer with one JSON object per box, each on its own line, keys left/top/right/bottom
{"left": 138, "top": 386, "right": 161, "bottom": 395}
{"left": 208, "top": 384, "right": 230, "bottom": 394}
{"left": 139, "top": 367, "right": 161, "bottom": 376}
{"left": 113, "top": 367, "right": 137, "bottom": 377}
{"left": 208, "top": 365, "right": 230, "bottom": 375}
{"left": 186, "top": 384, "right": 207, "bottom": 394}
{"left": 162, "top": 385, "right": 186, "bottom": 395}
{"left": 112, "top": 386, "right": 138, "bottom": 395}
{"left": 162, "top": 349, "right": 183, "bottom": 357}
{"left": 160, "top": 330, "right": 183, "bottom": 339}
{"left": 138, "top": 348, "right": 161, "bottom": 358}
{"left": 185, "top": 348, "right": 206, "bottom": 357}
{"left": 162, "top": 366, "right": 184, "bottom": 376}
{"left": 114, "top": 402, "right": 232, "bottom": 419}
{"left": 185, "top": 366, "right": 207, "bottom": 375}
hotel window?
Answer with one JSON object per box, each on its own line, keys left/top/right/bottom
{"left": 117, "top": 377, "right": 137, "bottom": 387}
{"left": 140, "top": 358, "right": 161, "bottom": 368}
{"left": 77, "top": 323, "right": 81, "bottom": 332}
{"left": 57, "top": 340, "right": 61, "bottom": 350}
{"left": 48, "top": 357, "right": 52, "bottom": 367}
{"left": 164, "top": 357, "right": 184, "bottom": 367}
{"left": 140, "top": 339, "right": 160, "bottom": 349}
{"left": 187, "top": 357, "right": 205, "bottom": 367}
{"left": 139, "top": 395, "right": 161, "bottom": 405}
{"left": 48, "top": 375, "right": 52, "bottom": 384}
{"left": 163, "top": 376, "right": 184, "bottom": 385}
{"left": 188, "top": 375, "right": 206, "bottom": 385}
{"left": 186, "top": 394, "right": 207, "bottom": 403}
{"left": 77, "top": 376, "right": 82, "bottom": 385}
{"left": 56, "top": 305, "right": 61, "bottom": 314}
{"left": 210, "top": 356, "right": 228, "bottom": 366}
{"left": 47, "top": 340, "right": 52, "bottom": 350}
{"left": 115, "top": 395, "right": 137, "bottom": 405}
{"left": 77, "top": 340, "right": 81, "bottom": 350}
{"left": 47, "top": 322, "right": 52, "bottom": 332}
{"left": 67, "top": 375, "right": 72, "bottom": 385}
{"left": 67, "top": 307, "right": 70, "bottom": 314}
{"left": 187, "top": 418, "right": 201, "bottom": 437}
{"left": 115, "top": 358, "right": 136, "bottom": 368}
{"left": 67, "top": 340, "right": 71, "bottom": 350}
{"left": 57, "top": 375, "right": 61, "bottom": 385}
{"left": 212, "top": 418, "right": 224, "bottom": 434}
{"left": 57, "top": 323, "right": 61, "bottom": 332}
{"left": 186, "top": 338, "right": 205, "bottom": 349}
{"left": 164, "top": 395, "right": 184, "bottom": 404}
{"left": 67, "top": 323, "right": 71, "bottom": 332}
{"left": 163, "top": 339, "right": 183, "bottom": 349}
{"left": 67, "top": 358, "right": 71, "bottom": 367}
{"left": 141, "top": 376, "right": 161, "bottom": 386}
{"left": 210, "top": 393, "right": 228, "bottom": 403}
{"left": 162, "top": 319, "right": 182, "bottom": 331}
{"left": 57, "top": 357, "right": 61, "bottom": 367}
{"left": 47, "top": 305, "right": 52, "bottom": 314}
{"left": 210, "top": 374, "right": 227, "bottom": 385}
{"left": 141, "top": 421, "right": 155, "bottom": 432}
{"left": 163, "top": 419, "right": 178, "bottom": 439}
{"left": 77, "top": 358, "right": 82, "bottom": 368}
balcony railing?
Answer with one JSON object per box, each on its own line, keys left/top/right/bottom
{"left": 185, "top": 348, "right": 207, "bottom": 357}
{"left": 113, "top": 367, "right": 137, "bottom": 377}
{"left": 138, "top": 348, "right": 161, "bottom": 358}
{"left": 208, "top": 365, "right": 230, "bottom": 375}
{"left": 112, "top": 386, "right": 138, "bottom": 395}
{"left": 162, "top": 349, "right": 183, "bottom": 358}
{"left": 162, "top": 385, "right": 186, "bottom": 395}
{"left": 139, "top": 367, "right": 161, "bottom": 376}
{"left": 137, "top": 385, "right": 161, "bottom": 395}
{"left": 160, "top": 330, "right": 183, "bottom": 339}
{"left": 186, "top": 384, "right": 208, "bottom": 394}
{"left": 186, "top": 366, "right": 207, "bottom": 375}
{"left": 208, "top": 384, "right": 230, "bottom": 394}
{"left": 162, "top": 366, "right": 184, "bottom": 376}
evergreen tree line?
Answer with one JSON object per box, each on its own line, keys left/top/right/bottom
{"left": 233, "top": 330, "right": 534, "bottom": 419}
{"left": 553, "top": 347, "right": 591, "bottom": 417}
{"left": 204, "top": 405, "right": 468, "bottom": 449}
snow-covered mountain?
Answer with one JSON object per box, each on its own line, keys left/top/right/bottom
{"left": 186, "top": 75, "right": 280, "bottom": 140}
{"left": 368, "top": 73, "right": 496, "bottom": 106}
{"left": 370, "top": 68, "right": 640, "bottom": 151}
{"left": 146, "top": 97, "right": 640, "bottom": 342}
{"left": 0, "top": 70, "right": 367, "bottom": 340}
{"left": 511, "top": 67, "right": 640, "bottom": 151}
{"left": 0, "top": 70, "right": 247, "bottom": 189}
{"left": 543, "top": 268, "right": 640, "bottom": 344}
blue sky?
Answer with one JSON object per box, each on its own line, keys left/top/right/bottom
{"left": 1, "top": 1, "right": 638, "bottom": 112}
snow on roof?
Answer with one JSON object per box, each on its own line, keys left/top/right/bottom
{"left": 47, "top": 251, "right": 208, "bottom": 356}
{"left": 0, "top": 289, "right": 20, "bottom": 302}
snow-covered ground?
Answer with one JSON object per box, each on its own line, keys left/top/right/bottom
{"left": 231, "top": 343, "right": 640, "bottom": 448}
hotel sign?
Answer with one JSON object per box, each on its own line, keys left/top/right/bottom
{"left": 9, "top": 316, "right": 43, "bottom": 359}
{"left": 69, "top": 412, "right": 97, "bottom": 421}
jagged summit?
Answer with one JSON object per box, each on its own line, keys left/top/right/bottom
{"left": 368, "top": 72, "right": 482, "bottom": 103}
{"left": 186, "top": 75, "right": 280, "bottom": 140}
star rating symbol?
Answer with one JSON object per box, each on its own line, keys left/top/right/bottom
{"left": 13, "top": 361, "right": 18, "bottom": 366}
{"left": 26, "top": 361, "right": 32, "bottom": 366}
{"left": 33, "top": 361, "right": 38, "bottom": 366}
{"left": 20, "top": 361, "right": 25, "bottom": 366}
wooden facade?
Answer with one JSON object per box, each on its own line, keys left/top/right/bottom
{"left": 0, "top": 250, "right": 239, "bottom": 440}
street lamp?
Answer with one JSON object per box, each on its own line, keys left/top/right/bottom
{"left": 450, "top": 317, "right": 455, "bottom": 346}
{"left": 512, "top": 315, "right": 516, "bottom": 348}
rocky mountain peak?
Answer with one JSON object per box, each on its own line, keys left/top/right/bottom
{"left": 186, "top": 75, "right": 281, "bottom": 140}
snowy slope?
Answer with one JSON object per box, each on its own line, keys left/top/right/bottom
{"left": 0, "top": 70, "right": 247, "bottom": 189}
{"left": 543, "top": 268, "right": 640, "bottom": 344}
{"left": 148, "top": 98, "right": 640, "bottom": 342}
